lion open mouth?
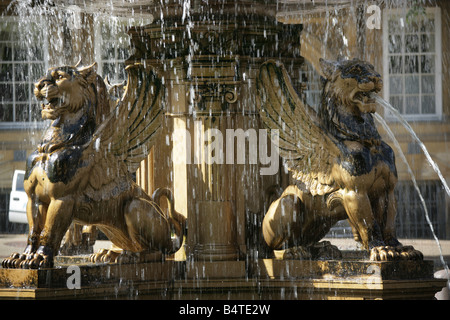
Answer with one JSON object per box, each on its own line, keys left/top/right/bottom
{"left": 351, "top": 83, "right": 380, "bottom": 113}
{"left": 354, "top": 90, "right": 376, "bottom": 105}
{"left": 40, "top": 97, "right": 64, "bottom": 119}
{"left": 42, "top": 97, "right": 61, "bottom": 109}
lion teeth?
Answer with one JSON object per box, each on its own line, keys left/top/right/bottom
{"left": 356, "top": 91, "right": 376, "bottom": 104}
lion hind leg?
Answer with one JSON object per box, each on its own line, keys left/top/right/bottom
{"left": 276, "top": 241, "right": 343, "bottom": 260}
{"left": 85, "top": 197, "right": 169, "bottom": 265}
{"left": 263, "top": 194, "right": 302, "bottom": 250}
{"left": 90, "top": 197, "right": 171, "bottom": 264}
{"left": 120, "top": 197, "right": 171, "bottom": 260}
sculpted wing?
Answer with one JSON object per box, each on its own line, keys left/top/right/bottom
{"left": 103, "top": 63, "right": 164, "bottom": 172}
{"left": 85, "top": 63, "right": 164, "bottom": 200}
{"left": 256, "top": 60, "right": 340, "bottom": 196}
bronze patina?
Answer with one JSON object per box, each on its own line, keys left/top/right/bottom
{"left": 257, "top": 59, "right": 423, "bottom": 261}
{"left": 2, "top": 62, "right": 185, "bottom": 269}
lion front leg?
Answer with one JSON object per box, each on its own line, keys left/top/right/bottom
{"left": 21, "top": 198, "right": 74, "bottom": 269}
{"left": 371, "top": 189, "right": 423, "bottom": 261}
{"left": 342, "top": 190, "right": 385, "bottom": 250}
{"left": 372, "top": 189, "right": 400, "bottom": 246}
{"left": 2, "top": 197, "right": 47, "bottom": 268}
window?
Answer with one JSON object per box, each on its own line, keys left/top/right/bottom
{"left": 94, "top": 19, "right": 130, "bottom": 83}
{"left": 94, "top": 17, "right": 153, "bottom": 84}
{"left": 0, "top": 18, "right": 48, "bottom": 127}
{"left": 299, "top": 60, "right": 322, "bottom": 110}
{"left": 395, "top": 180, "right": 446, "bottom": 239}
{"left": 383, "top": 7, "right": 442, "bottom": 121}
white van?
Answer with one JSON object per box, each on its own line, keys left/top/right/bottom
{"left": 8, "top": 170, "right": 28, "bottom": 224}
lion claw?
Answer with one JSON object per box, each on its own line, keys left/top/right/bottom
{"left": 281, "top": 246, "right": 312, "bottom": 260}
{"left": 89, "top": 248, "right": 123, "bottom": 264}
{"left": 369, "top": 245, "right": 423, "bottom": 261}
{"left": 1, "top": 252, "right": 53, "bottom": 269}
{"left": 89, "top": 249, "right": 162, "bottom": 264}
{"left": 1, "top": 252, "right": 19, "bottom": 268}
{"left": 397, "top": 245, "right": 424, "bottom": 260}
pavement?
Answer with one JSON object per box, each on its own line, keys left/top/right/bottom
{"left": 324, "top": 237, "right": 450, "bottom": 270}
{"left": 0, "top": 233, "right": 111, "bottom": 260}
{"left": 0, "top": 233, "right": 449, "bottom": 270}
{"left": 0, "top": 233, "right": 448, "bottom": 300}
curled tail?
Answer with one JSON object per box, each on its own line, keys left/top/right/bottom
{"left": 152, "top": 187, "right": 186, "bottom": 252}
{"left": 265, "top": 185, "right": 284, "bottom": 212}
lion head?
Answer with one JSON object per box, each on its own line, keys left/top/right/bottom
{"left": 320, "top": 58, "right": 382, "bottom": 114}
{"left": 34, "top": 62, "right": 101, "bottom": 120}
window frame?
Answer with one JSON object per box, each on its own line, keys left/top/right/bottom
{"left": 94, "top": 17, "right": 128, "bottom": 84}
{"left": 0, "top": 16, "right": 49, "bottom": 129}
{"left": 382, "top": 7, "right": 442, "bottom": 122}
{"left": 93, "top": 16, "right": 153, "bottom": 84}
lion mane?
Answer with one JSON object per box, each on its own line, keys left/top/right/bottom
{"left": 34, "top": 62, "right": 109, "bottom": 127}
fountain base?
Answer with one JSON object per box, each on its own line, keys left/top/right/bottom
{"left": 0, "top": 257, "right": 446, "bottom": 300}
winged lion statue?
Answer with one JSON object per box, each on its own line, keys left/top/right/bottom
{"left": 2, "top": 61, "right": 185, "bottom": 269}
{"left": 257, "top": 58, "right": 423, "bottom": 261}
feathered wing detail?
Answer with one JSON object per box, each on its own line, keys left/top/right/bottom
{"left": 85, "top": 63, "right": 164, "bottom": 200}
{"left": 256, "top": 60, "right": 340, "bottom": 196}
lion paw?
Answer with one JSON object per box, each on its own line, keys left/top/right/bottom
{"left": 396, "top": 245, "right": 424, "bottom": 260}
{"left": 1, "top": 252, "right": 53, "bottom": 269}
{"left": 276, "top": 241, "right": 343, "bottom": 260}
{"left": 369, "top": 245, "right": 423, "bottom": 261}
{"left": 310, "top": 241, "right": 343, "bottom": 260}
{"left": 280, "top": 246, "right": 312, "bottom": 260}
{"left": 369, "top": 246, "right": 399, "bottom": 261}
{"left": 2, "top": 252, "right": 21, "bottom": 268}
{"left": 89, "top": 248, "right": 124, "bottom": 263}
{"left": 89, "top": 249, "right": 163, "bottom": 264}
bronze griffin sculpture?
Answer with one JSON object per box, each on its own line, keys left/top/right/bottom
{"left": 2, "top": 62, "right": 185, "bottom": 269}
{"left": 257, "top": 59, "right": 423, "bottom": 261}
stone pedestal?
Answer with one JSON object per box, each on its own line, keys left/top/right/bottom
{"left": 127, "top": 0, "right": 303, "bottom": 264}
{"left": 251, "top": 259, "right": 447, "bottom": 300}
{"left": 0, "top": 259, "right": 183, "bottom": 299}
{"left": 0, "top": 258, "right": 445, "bottom": 300}
{"left": 194, "top": 201, "right": 239, "bottom": 261}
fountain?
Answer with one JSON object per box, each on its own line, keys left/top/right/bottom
{"left": 0, "top": 0, "right": 448, "bottom": 300}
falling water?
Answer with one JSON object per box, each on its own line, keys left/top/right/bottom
{"left": 1, "top": 0, "right": 448, "bottom": 300}
{"left": 373, "top": 95, "right": 449, "bottom": 289}
{"left": 374, "top": 95, "right": 450, "bottom": 198}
